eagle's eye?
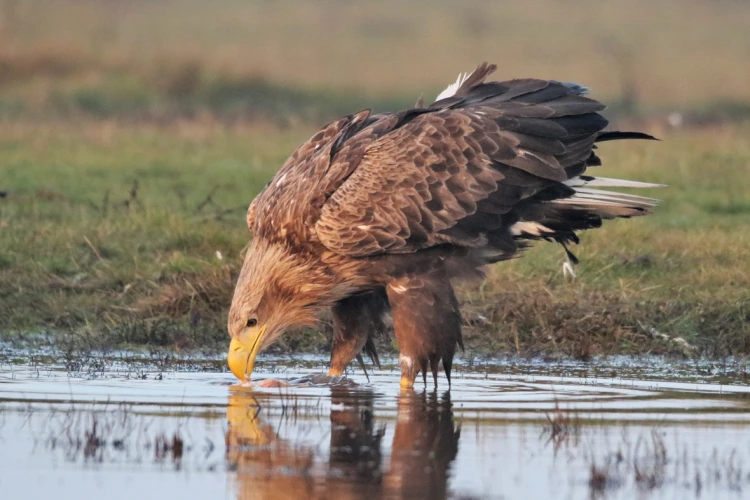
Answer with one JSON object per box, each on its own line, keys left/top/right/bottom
{"left": 246, "top": 318, "right": 258, "bottom": 328}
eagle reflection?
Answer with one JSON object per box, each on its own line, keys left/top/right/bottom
{"left": 226, "top": 389, "right": 460, "bottom": 500}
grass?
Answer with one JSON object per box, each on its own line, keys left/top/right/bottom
{"left": 0, "top": 0, "right": 748, "bottom": 358}
{"left": 459, "top": 126, "right": 750, "bottom": 357}
{"left": 0, "top": 120, "right": 748, "bottom": 357}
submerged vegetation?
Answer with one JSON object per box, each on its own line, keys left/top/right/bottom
{"left": 31, "top": 402, "right": 188, "bottom": 467}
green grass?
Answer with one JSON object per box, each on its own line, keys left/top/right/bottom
{"left": 1, "top": 121, "right": 748, "bottom": 357}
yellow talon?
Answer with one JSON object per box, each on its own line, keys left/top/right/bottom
{"left": 400, "top": 376, "right": 415, "bottom": 389}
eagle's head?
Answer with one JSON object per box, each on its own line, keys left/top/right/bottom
{"left": 226, "top": 238, "right": 333, "bottom": 382}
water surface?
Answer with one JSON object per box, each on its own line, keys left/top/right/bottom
{"left": 1, "top": 354, "right": 749, "bottom": 499}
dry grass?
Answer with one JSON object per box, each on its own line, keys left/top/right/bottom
{"left": 543, "top": 400, "right": 581, "bottom": 451}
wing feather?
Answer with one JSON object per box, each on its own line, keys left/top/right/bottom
{"left": 315, "top": 64, "right": 650, "bottom": 257}
{"left": 315, "top": 75, "right": 610, "bottom": 257}
{"left": 247, "top": 63, "right": 656, "bottom": 262}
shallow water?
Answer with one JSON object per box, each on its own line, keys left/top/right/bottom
{"left": 1, "top": 354, "right": 750, "bottom": 500}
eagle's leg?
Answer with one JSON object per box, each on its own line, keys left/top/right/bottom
{"left": 328, "top": 290, "right": 387, "bottom": 376}
{"left": 386, "top": 270, "right": 463, "bottom": 390}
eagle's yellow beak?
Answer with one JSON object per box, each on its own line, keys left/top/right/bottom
{"left": 227, "top": 325, "right": 266, "bottom": 382}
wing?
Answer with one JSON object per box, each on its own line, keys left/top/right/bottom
{"left": 245, "top": 109, "right": 393, "bottom": 237}
{"left": 315, "top": 76, "right": 608, "bottom": 258}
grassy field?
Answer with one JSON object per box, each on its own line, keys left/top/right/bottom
{"left": 1, "top": 0, "right": 750, "bottom": 123}
{"left": 0, "top": 0, "right": 749, "bottom": 359}
{"left": 1, "top": 119, "right": 748, "bottom": 358}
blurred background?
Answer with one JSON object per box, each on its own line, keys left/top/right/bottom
{"left": 1, "top": 0, "right": 749, "bottom": 124}
{"left": 1, "top": 0, "right": 748, "bottom": 357}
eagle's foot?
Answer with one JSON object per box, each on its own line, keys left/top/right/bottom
{"left": 387, "top": 270, "right": 462, "bottom": 392}
{"left": 329, "top": 291, "right": 387, "bottom": 376}
{"left": 398, "top": 353, "right": 454, "bottom": 390}
{"left": 400, "top": 375, "right": 415, "bottom": 389}
{"left": 398, "top": 353, "right": 420, "bottom": 390}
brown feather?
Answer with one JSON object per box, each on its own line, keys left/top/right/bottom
{"left": 229, "top": 61, "right": 661, "bottom": 387}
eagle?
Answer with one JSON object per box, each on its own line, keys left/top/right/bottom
{"left": 227, "top": 62, "right": 661, "bottom": 389}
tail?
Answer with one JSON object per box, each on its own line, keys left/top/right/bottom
{"left": 553, "top": 130, "right": 663, "bottom": 220}
{"left": 511, "top": 132, "right": 665, "bottom": 261}
{"left": 555, "top": 175, "right": 664, "bottom": 220}
{"left": 431, "top": 62, "right": 665, "bottom": 264}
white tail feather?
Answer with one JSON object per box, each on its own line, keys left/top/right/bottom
{"left": 510, "top": 221, "right": 553, "bottom": 236}
{"left": 571, "top": 188, "right": 659, "bottom": 205}
{"left": 564, "top": 176, "right": 667, "bottom": 189}
{"left": 553, "top": 176, "right": 664, "bottom": 210}
{"left": 436, "top": 72, "right": 470, "bottom": 101}
{"left": 552, "top": 198, "right": 636, "bottom": 207}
